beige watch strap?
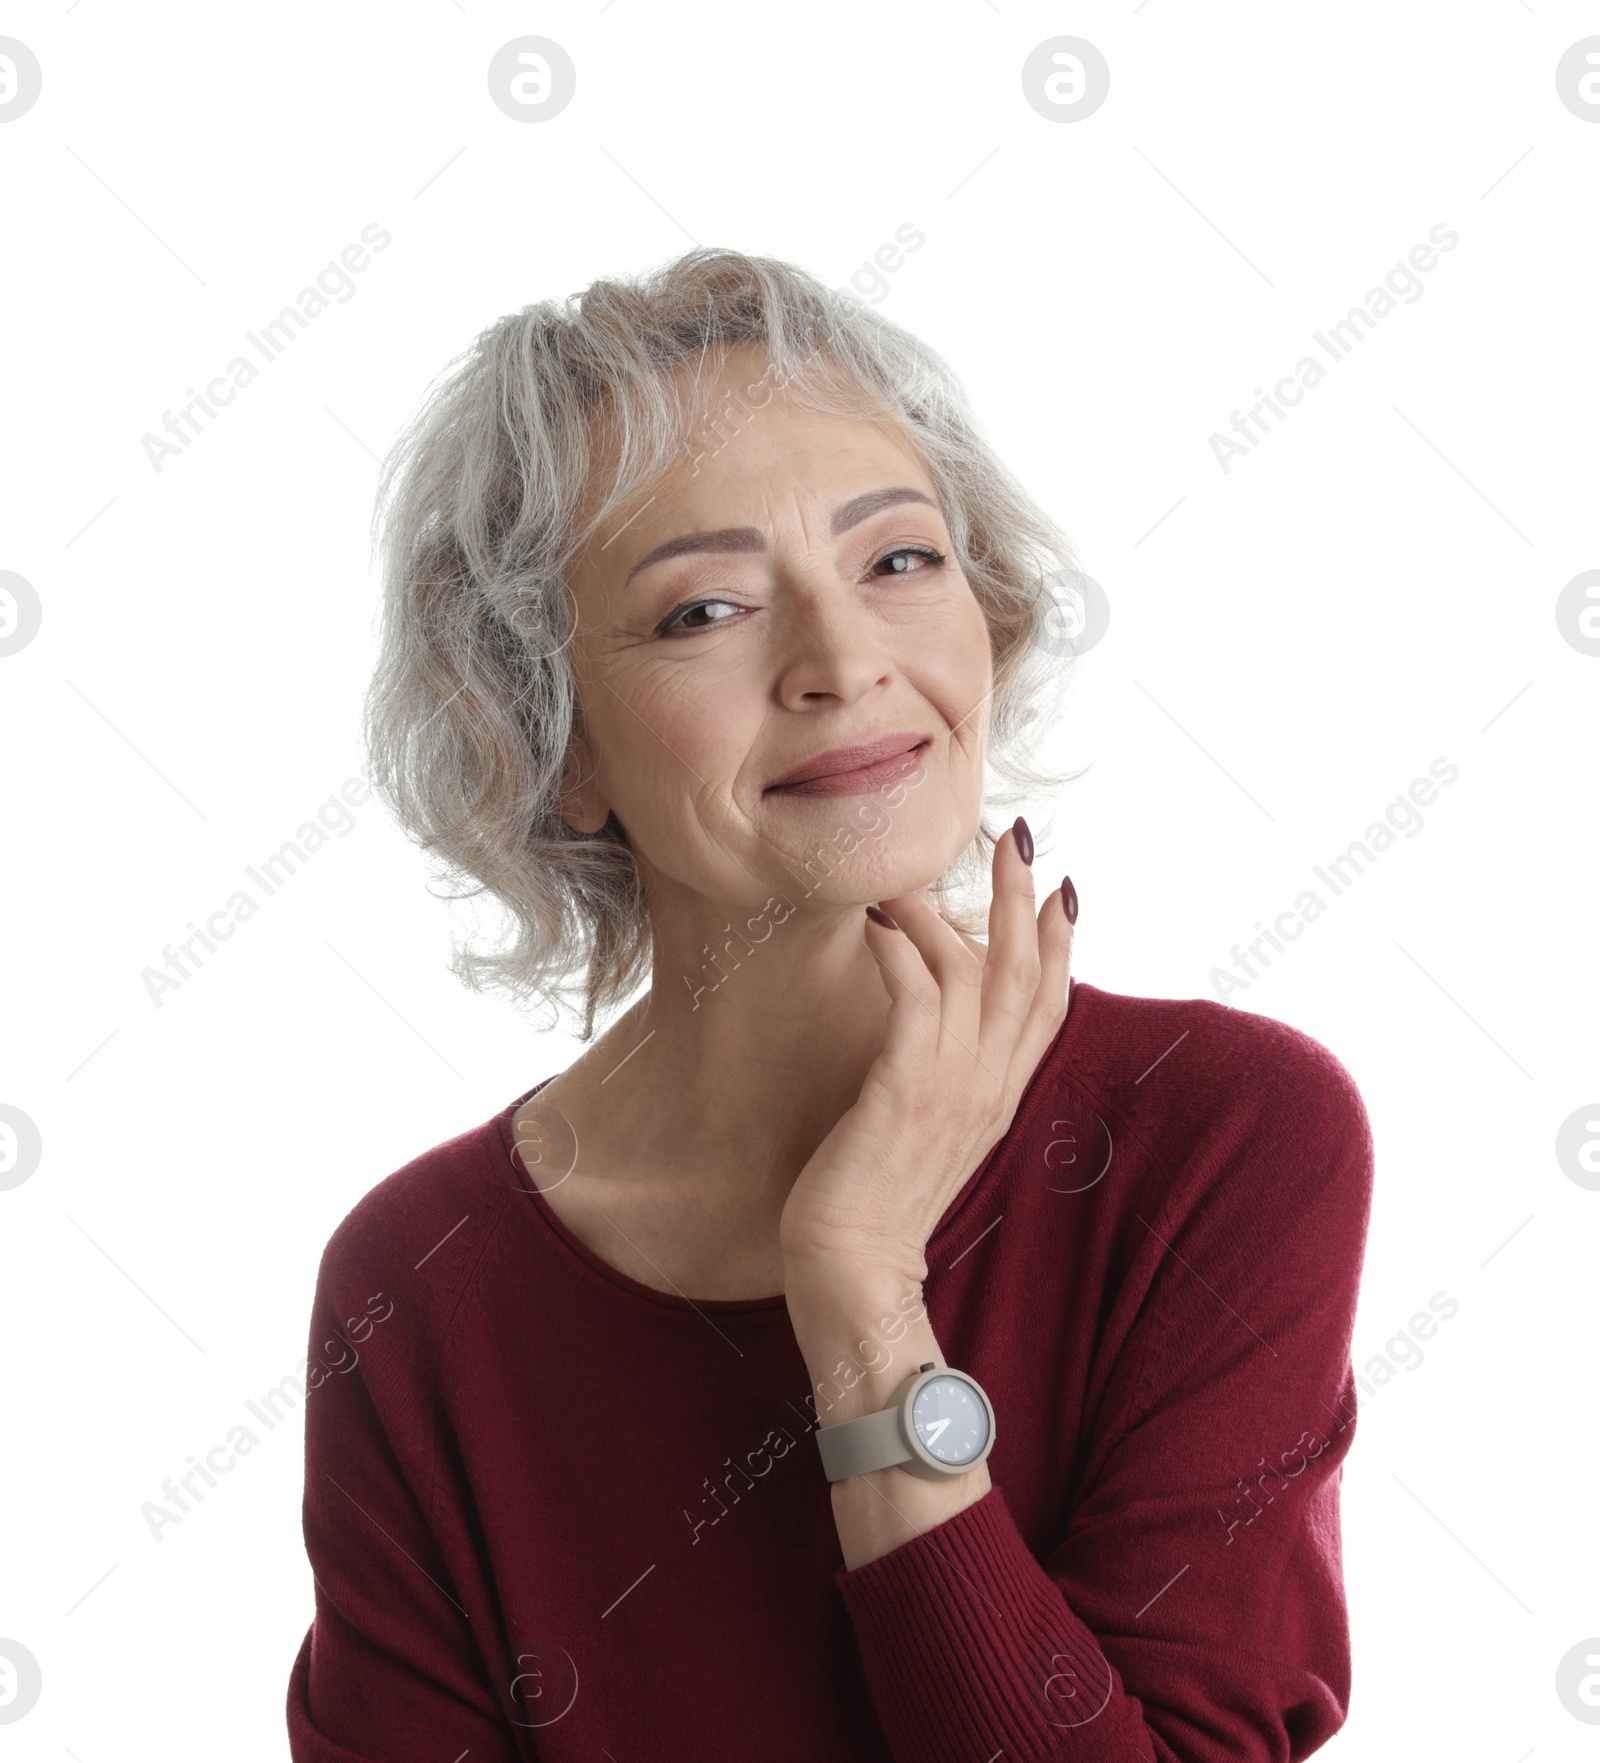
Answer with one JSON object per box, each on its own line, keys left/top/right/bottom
{"left": 815, "top": 1400, "right": 913, "bottom": 1481}
{"left": 815, "top": 1364, "right": 997, "bottom": 1483}
{"left": 815, "top": 1363, "right": 938, "bottom": 1482}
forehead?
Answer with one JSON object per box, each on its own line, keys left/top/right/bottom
{"left": 671, "top": 405, "right": 923, "bottom": 506}
{"left": 648, "top": 368, "right": 928, "bottom": 518}
{"left": 570, "top": 344, "right": 943, "bottom": 593}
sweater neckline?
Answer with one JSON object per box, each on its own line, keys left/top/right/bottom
{"left": 490, "top": 975, "right": 1093, "bottom": 1317}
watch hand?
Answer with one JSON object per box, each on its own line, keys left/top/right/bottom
{"left": 922, "top": 1418, "right": 950, "bottom": 1445}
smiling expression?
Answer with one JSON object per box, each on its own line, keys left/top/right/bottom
{"left": 558, "top": 344, "right": 996, "bottom": 917}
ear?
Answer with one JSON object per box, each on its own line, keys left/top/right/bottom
{"left": 558, "top": 735, "right": 612, "bottom": 836}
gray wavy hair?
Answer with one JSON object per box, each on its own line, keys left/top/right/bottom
{"left": 364, "top": 246, "right": 1082, "bottom": 1039}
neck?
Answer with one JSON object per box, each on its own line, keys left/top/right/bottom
{"left": 563, "top": 893, "right": 902, "bottom": 1202}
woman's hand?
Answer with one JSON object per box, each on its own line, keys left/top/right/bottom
{"left": 778, "top": 819, "right": 1076, "bottom": 1291}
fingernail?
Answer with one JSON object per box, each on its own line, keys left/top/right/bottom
{"left": 1060, "top": 876, "right": 1078, "bottom": 924}
{"left": 1012, "top": 815, "right": 1034, "bottom": 867}
{"left": 865, "top": 905, "right": 900, "bottom": 931}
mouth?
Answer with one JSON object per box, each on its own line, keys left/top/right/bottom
{"left": 763, "top": 733, "right": 931, "bottom": 799}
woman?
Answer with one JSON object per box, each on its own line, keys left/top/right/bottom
{"left": 286, "top": 249, "right": 1373, "bottom": 1762}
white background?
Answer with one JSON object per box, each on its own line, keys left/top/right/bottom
{"left": 2, "top": 1, "right": 1597, "bottom": 1757}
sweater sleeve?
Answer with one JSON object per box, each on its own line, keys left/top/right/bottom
{"left": 285, "top": 1246, "right": 528, "bottom": 1762}
{"left": 832, "top": 1028, "right": 1375, "bottom": 1762}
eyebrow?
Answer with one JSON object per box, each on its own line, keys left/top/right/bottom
{"left": 621, "top": 486, "right": 941, "bottom": 586}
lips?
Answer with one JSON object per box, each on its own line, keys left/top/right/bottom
{"left": 764, "top": 733, "right": 931, "bottom": 799}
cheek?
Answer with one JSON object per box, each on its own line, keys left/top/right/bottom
{"left": 958, "top": 603, "right": 995, "bottom": 690}
{"left": 593, "top": 660, "right": 759, "bottom": 814}
{"left": 906, "top": 593, "right": 993, "bottom": 715}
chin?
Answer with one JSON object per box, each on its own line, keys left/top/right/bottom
{"left": 749, "top": 791, "right": 979, "bottom": 901}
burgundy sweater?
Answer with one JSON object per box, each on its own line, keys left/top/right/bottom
{"left": 286, "top": 978, "right": 1374, "bottom": 1761}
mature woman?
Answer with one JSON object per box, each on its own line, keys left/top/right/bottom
{"left": 286, "top": 249, "right": 1373, "bottom": 1763}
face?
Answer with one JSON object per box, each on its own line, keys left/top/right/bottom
{"left": 559, "top": 346, "right": 995, "bottom": 923}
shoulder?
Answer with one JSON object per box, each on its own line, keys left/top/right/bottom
{"left": 1062, "top": 980, "right": 1369, "bottom": 1127}
{"left": 308, "top": 1099, "right": 524, "bottom": 1366}
{"left": 1024, "top": 979, "right": 1374, "bottom": 1209}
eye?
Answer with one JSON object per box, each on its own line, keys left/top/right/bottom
{"left": 656, "top": 596, "right": 746, "bottom": 637}
{"left": 871, "top": 544, "right": 946, "bottom": 579}
{"left": 654, "top": 544, "right": 947, "bottom": 637}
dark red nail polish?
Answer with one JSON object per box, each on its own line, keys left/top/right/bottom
{"left": 1060, "top": 876, "right": 1078, "bottom": 924}
{"left": 1013, "top": 816, "right": 1034, "bottom": 867}
{"left": 865, "top": 905, "right": 900, "bottom": 931}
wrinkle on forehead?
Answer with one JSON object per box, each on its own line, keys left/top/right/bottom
{"left": 574, "top": 341, "right": 904, "bottom": 558}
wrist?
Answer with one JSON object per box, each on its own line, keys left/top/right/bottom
{"left": 783, "top": 1266, "right": 934, "bottom": 1426}
{"left": 779, "top": 1232, "right": 928, "bottom": 1291}
{"left": 830, "top": 1456, "right": 992, "bottom": 1569}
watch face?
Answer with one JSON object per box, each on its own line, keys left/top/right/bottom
{"left": 910, "top": 1374, "right": 990, "bottom": 1467}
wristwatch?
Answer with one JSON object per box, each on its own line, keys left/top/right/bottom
{"left": 815, "top": 1362, "right": 996, "bottom": 1482}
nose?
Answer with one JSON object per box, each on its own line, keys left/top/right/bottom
{"left": 767, "top": 566, "right": 896, "bottom": 713}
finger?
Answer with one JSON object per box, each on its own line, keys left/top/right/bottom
{"left": 977, "top": 818, "right": 1043, "bottom": 1072}
{"left": 872, "top": 889, "right": 988, "bottom": 1068}
{"left": 1009, "top": 876, "right": 1076, "bottom": 1095}
{"left": 946, "top": 921, "right": 989, "bottom": 968}
{"left": 861, "top": 908, "right": 944, "bottom": 1071}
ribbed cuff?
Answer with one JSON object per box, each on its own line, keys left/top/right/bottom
{"left": 833, "top": 1483, "right": 1140, "bottom": 1761}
